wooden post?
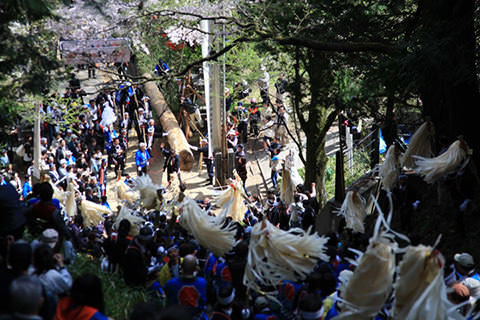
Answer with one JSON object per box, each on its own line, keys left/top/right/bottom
{"left": 346, "top": 126, "right": 353, "bottom": 175}
{"left": 371, "top": 127, "right": 380, "bottom": 169}
{"left": 335, "top": 150, "right": 345, "bottom": 203}
{"left": 32, "top": 104, "right": 42, "bottom": 184}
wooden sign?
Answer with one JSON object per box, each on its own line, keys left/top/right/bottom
{"left": 59, "top": 38, "right": 131, "bottom": 65}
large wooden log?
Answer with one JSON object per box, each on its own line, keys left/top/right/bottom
{"left": 143, "top": 73, "right": 194, "bottom": 171}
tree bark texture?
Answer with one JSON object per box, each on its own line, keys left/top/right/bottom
{"left": 418, "top": 0, "right": 480, "bottom": 165}
{"left": 143, "top": 73, "right": 194, "bottom": 171}
{"left": 304, "top": 50, "right": 335, "bottom": 208}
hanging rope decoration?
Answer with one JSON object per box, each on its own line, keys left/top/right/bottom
{"left": 414, "top": 138, "right": 470, "bottom": 184}
{"left": 115, "top": 180, "right": 139, "bottom": 205}
{"left": 243, "top": 219, "right": 329, "bottom": 298}
{"left": 65, "top": 182, "right": 77, "bottom": 218}
{"left": 134, "top": 174, "right": 162, "bottom": 210}
{"left": 401, "top": 121, "right": 435, "bottom": 170}
{"left": 338, "top": 190, "right": 367, "bottom": 234}
{"left": 215, "top": 174, "right": 248, "bottom": 222}
{"left": 392, "top": 244, "right": 456, "bottom": 320}
{"left": 114, "top": 206, "right": 145, "bottom": 237}
{"left": 336, "top": 194, "right": 398, "bottom": 319}
{"left": 379, "top": 144, "right": 401, "bottom": 192}
{"left": 80, "top": 200, "right": 111, "bottom": 228}
{"left": 178, "top": 197, "right": 236, "bottom": 257}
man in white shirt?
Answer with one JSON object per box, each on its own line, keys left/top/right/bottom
{"left": 258, "top": 65, "right": 270, "bottom": 105}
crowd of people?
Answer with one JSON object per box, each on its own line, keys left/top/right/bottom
{"left": 1, "top": 63, "right": 479, "bottom": 320}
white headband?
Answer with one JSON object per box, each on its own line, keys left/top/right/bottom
{"left": 217, "top": 288, "right": 235, "bottom": 305}
{"left": 301, "top": 308, "right": 323, "bottom": 320}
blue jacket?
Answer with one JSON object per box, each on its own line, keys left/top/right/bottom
{"left": 135, "top": 149, "right": 151, "bottom": 168}
{"left": 22, "top": 181, "right": 32, "bottom": 198}
{"left": 164, "top": 276, "right": 207, "bottom": 311}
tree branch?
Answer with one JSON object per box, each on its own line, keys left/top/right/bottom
{"left": 174, "top": 38, "right": 245, "bottom": 76}
{"left": 275, "top": 37, "right": 398, "bottom": 54}
{"left": 319, "top": 110, "right": 339, "bottom": 139}
{"left": 267, "top": 99, "right": 306, "bottom": 166}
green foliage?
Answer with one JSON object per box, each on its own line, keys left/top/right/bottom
{"left": 324, "top": 156, "right": 336, "bottom": 200}
{"left": 324, "top": 149, "right": 371, "bottom": 200}
{"left": 0, "top": 0, "right": 54, "bottom": 24}
{"left": 134, "top": 15, "right": 205, "bottom": 112}
{"left": 334, "top": 68, "right": 361, "bottom": 104}
{"left": 0, "top": 0, "right": 60, "bottom": 97}
{"left": 224, "top": 42, "right": 264, "bottom": 89}
{"left": 298, "top": 167, "right": 305, "bottom": 181}
{"left": 69, "top": 254, "right": 149, "bottom": 320}
{"left": 0, "top": 0, "right": 63, "bottom": 147}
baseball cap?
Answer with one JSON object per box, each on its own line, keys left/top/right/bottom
{"left": 138, "top": 226, "right": 154, "bottom": 241}
{"left": 40, "top": 229, "right": 59, "bottom": 248}
{"left": 217, "top": 286, "right": 235, "bottom": 306}
{"left": 254, "top": 296, "right": 269, "bottom": 310}
{"left": 455, "top": 253, "right": 475, "bottom": 269}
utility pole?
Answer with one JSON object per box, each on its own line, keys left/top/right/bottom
{"left": 32, "top": 104, "right": 42, "bottom": 183}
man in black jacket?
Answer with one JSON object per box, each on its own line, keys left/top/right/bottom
{"left": 109, "top": 138, "right": 126, "bottom": 178}
{"left": 123, "top": 226, "right": 154, "bottom": 287}
{"left": 275, "top": 73, "right": 288, "bottom": 104}
{"left": 189, "top": 138, "right": 214, "bottom": 185}
{"left": 160, "top": 143, "right": 182, "bottom": 184}
{"left": 0, "top": 184, "right": 27, "bottom": 240}
{"left": 235, "top": 144, "right": 248, "bottom": 193}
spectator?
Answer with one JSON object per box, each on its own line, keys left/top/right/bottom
{"left": 234, "top": 144, "right": 248, "bottom": 193}
{"left": 55, "top": 273, "right": 110, "bottom": 320}
{"left": 252, "top": 295, "right": 278, "bottom": 320}
{"left": 274, "top": 73, "right": 288, "bottom": 105}
{"left": 164, "top": 254, "right": 207, "bottom": 318}
{"left": 0, "top": 183, "right": 27, "bottom": 240}
{"left": 258, "top": 65, "right": 270, "bottom": 105}
{"left": 31, "top": 244, "right": 72, "bottom": 297}
{"left": 0, "top": 242, "right": 32, "bottom": 314}
{"left": 0, "top": 149, "right": 9, "bottom": 167}
{"left": 123, "top": 226, "right": 154, "bottom": 287}
{"left": 7, "top": 275, "right": 44, "bottom": 320}
{"left": 136, "top": 142, "right": 151, "bottom": 177}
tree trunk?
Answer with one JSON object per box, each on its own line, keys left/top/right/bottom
{"left": 304, "top": 50, "right": 335, "bottom": 207}
{"left": 419, "top": 0, "right": 480, "bottom": 165}
{"left": 143, "top": 73, "right": 194, "bottom": 171}
{"left": 382, "top": 94, "right": 397, "bottom": 148}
